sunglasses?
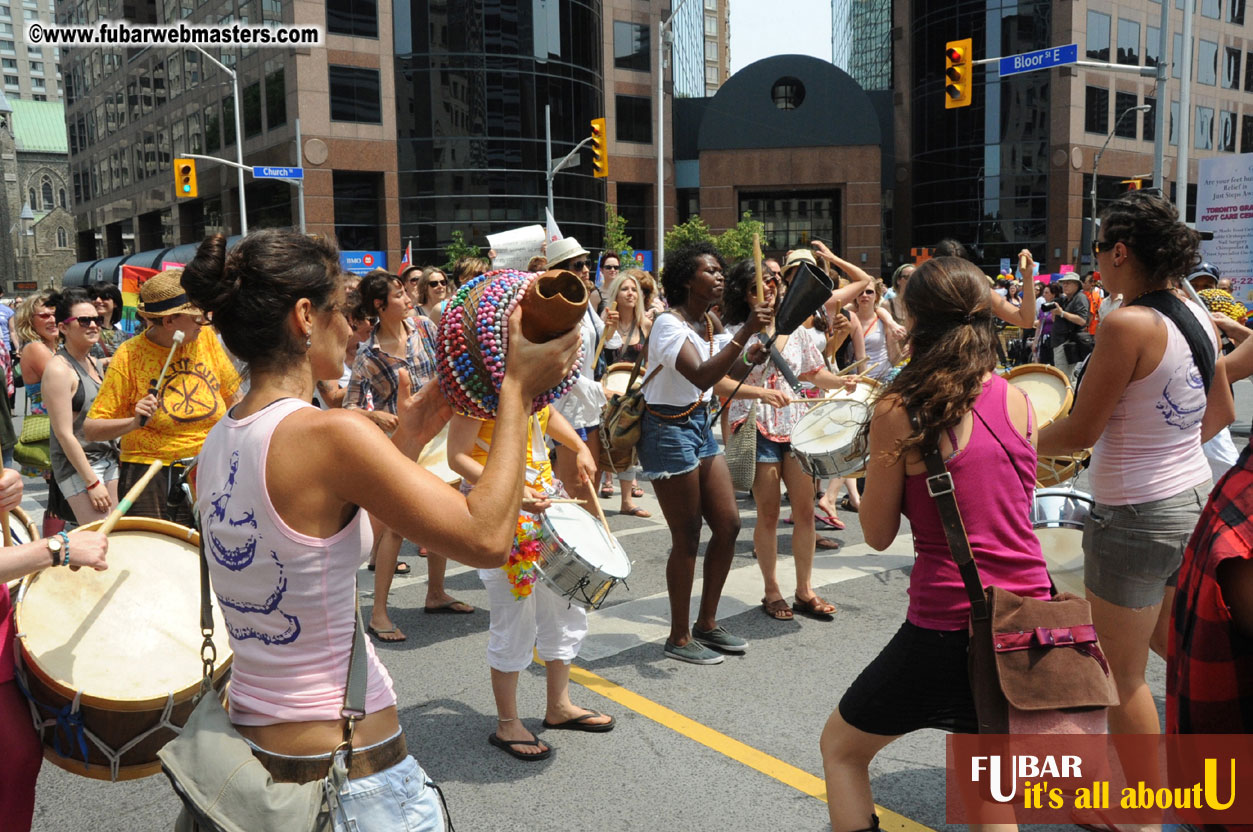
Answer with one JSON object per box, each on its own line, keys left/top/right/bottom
{"left": 1091, "top": 239, "right": 1117, "bottom": 257}
{"left": 35, "top": 311, "right": 55, "bottom": 319}
{"left": 602, "top": 264, "right": 620, "bottom": 272}
{"left": 570, "top": 261, "right": 589, "bottom": 271}
{"left": 861, "top": 289, "right": 876, "bottom": 295}
{"left": 70, "top": 315, "right": 105, "bottom": 328}
{"left": 427, "top": 279, "right": 447, "bottom": 288}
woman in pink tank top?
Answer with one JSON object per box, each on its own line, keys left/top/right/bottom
{"left": 1039, "top": 191, "right": 1235, "bottom": 748}
{"left": 178, "top": 229, "right": 582, "bottom": 831}
{"left": 819, "top": 256, "right": 1051, "bottom": 832}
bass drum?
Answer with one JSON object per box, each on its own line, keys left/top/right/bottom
{"left": 13, "top": 517, "right": 232, "bottom": 781}
{"left": 1030, "top": 488, "right": 1093, "bottom": 598}
{"left": 4, "top": 506, "right": 38, "bottom": 591}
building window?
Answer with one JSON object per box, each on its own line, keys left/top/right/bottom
{"left": 1170, "top": 100, "right": 1179, "bottom": 146}
{"left": 1114, "top": 92, "right": 1139, "bottom": 138}
{"left": 328, "top": 65, "right": 381, "bottom": 123}
{"left": 326, "top": 0, "right": 377, "bottom": 38}
{"left": 1223, "top": 47, "right": 1241, "bottom": 88}
{"left": 1197, "top": 40, "right": 1218, "bottom": 85}
{"left": 1117, "top": 19, "right": 1140, "bottom": 65}
{"left": 332, "top": 170, "right": 383, "bottom": 251}
{"left": 704, "top": 13, "right": 717, "bottom": 36}
{"left": 1173, "top": 34, "right": 1184, "bottom": 79}
{"left": 1, "top": 58, "right": 12, "bottom": 69}
{"left": 1085, "top": 85, "right": 1109, "bottom": 133}
{"left": 26, "top": 187, "right": 33, "bottom": 206}
{"left": 1195, "top": 106, "right": 1214, "bottom": 149}
{"left": 1144, "top": 96, "right": 1157, "bottom": 142}
{"left": 1231, "top": 0, "right": 1246, "bottom": 23}
{"left": 771, "top": 76, "right": 805, "bottom": 110}
{"left": 27, "top": 60, "right": 39, "bottom": 73}
{"left": 1243, "top": 115, "right": 1253, "bottom": 153}
{"left": 0, "top": 41, "right": 13, "bottom": 53}
{"left": 706, "top": 65, "right": 719, "bottom": 85}
{"left": 265, "top": 66, "right": 286, "bottom": 129}
{"left": 1086, "top": 11, "right": 1110, "bottom": 60}
{"left": 739, "top": 191, "right": 840, "bottom": 252}
{"left": 30, "top": 77, "right": 42, "bottom": 89}
{"left": 58, "top": 187, "right": 64, "bottom": 208}
{"left": 243, "top": 80, "right": 262, "bottom": 138}
{"left": 705, "top": 0, "right": 717, "bottom": 8}
{"left": 1201, "top": 0, "right": 1220, "bottom": 17}
{"left": 2, "top": 73, "right": 15, "bottom": 86}
{"left": 1247, "top": 52, "right": 1253, "bottom": 90}
{"left": 705, "top": 39, "right": 718, "bottom": 61}
{"left": 612, "top": 21, "right": 649, "bottom": 72}
{"left": 41, "top": 176, "right": 52, "bottom": 209}
{"left": 1220, "top": 111, "right": 1237, "bottom": 151}
{"left": 614, "top": 94, "right": 652, "bottom": 143}
{"left": 1146, "top": 26, "right": 1160, "bottom": 67}
{"left": 0, "top": 7, "right": 8, "bottom": 18}
{"left": 57, "top": 227, "right": 67, "bottom": 248}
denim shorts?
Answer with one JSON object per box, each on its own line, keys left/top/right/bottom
{"left": 56, "top": 456, "right": 119, "bottom": 499}
{"left": 755, "top": 435, "right": 790, "bottom": 464}
{"left": 638, "top": 403, "right": 719, "bottom": 480}
{"left": 1082, "top": 482, "right": 1209, "bottom": 609}
{"left": 332, "top": 754, "right": 446, "bottom": 832}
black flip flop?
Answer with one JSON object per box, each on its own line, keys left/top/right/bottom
{"left": 366, "top": 625, "right": 407, "bottom": 643}
{"left": 541, "top": 711, "right": 615, "bottom": 732}
{"left": 489, "top": 733, "right": 552, "bottom": 761}
{"left": 367, "top": 561, "right": 411, "bottom": 575}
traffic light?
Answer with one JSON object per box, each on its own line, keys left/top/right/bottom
{"left": 590, "top": 118, "right": 608, "bottom": 179}
{"left": 944, "top": 38, "right": 973, "bottom": 109}
{"left": 174, "top": 158, "right": 198, "bottom": 198}
{"left": 1121, "top": 178, "right": 1143, "bottom": 191}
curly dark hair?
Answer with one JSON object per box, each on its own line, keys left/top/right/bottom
{"left": 660, "top": 241, "right": 722, "bottom": 308}
{"left": 1098, "top": 190, "right": 1200, "bottom": 285}
{"left": 719, "top": 258, "right": 758, "bottom": 327}
{"left": 858, "top": 256, "right": 999, "bottom": 462}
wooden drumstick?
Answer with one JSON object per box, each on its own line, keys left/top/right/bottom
{"left": 98, "top": 460, "right": 164, "bottom": 536}
{"left": 547, "top": 498, "right": 586, "bottom": 505}
{"left": 139, "top": 329, "right": 185, "bottom": 427}
{"left": 587, "top": 484, "right": 613, "bottom": 539}
{"left": 1019, "top": 253, "right": 1030, "bottom": 276}
{"left": 753, "top": 233, "right": 764, "bottom": 303}
{"left": 592, "top": 300, "right": 618, "bottom": 370}
{"left": 1, "top": 510, "right": 11, "bottom": 548}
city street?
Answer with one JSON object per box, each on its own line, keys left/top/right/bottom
{"left": 21, "top": 377, "right": 1247, "bottom": 832}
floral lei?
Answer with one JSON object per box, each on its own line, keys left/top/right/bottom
{"left": 504, "top": 512, "right": 545, "bottom": 599}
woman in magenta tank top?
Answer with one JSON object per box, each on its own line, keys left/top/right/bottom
{"left": 819, "top": 257, "right": 1051, "bottom": 832}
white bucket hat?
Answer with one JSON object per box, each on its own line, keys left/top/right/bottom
{"left": 546, "top": 237, "right": 590, "bottom": 269}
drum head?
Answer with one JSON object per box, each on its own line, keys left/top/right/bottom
{"left": 601, "top": 363, "right": 637, "bottom": 397}
{"left": 1033, "top": 527, "right": 1086, "bottom": 597}
{"left": 792, "top": 399, "right": 869, "bottom": 452}
{"left": 417, "top": 425, "right": 462, "bottom": 486}
{"left": 16, "top": 519, "right": 232, "bottom": 706}
{"left": 544, "top": 503, "right": 631, "bottom": 578}
{"left": 1004, "top": 364, "right": 1072, "bottom": 427}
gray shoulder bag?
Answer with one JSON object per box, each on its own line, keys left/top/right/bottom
{"left": 158, "top": 532, "right": 368, "bottom": 832}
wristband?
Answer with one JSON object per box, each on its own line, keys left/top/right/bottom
{"left": 86, "top": 479, "right": 101, "bottom": 491}
{"left": 57, "top": 531, "right": 70, "bottom": 567}
{"left": 741, "top": 351, "right": 753, "bottom": 366}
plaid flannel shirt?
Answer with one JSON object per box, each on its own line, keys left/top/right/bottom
{"left": 345, "top": 317, "right": 438, "bottom": 415}
{"left": 1168, "top": 442, "right": 1253, "bottom": 735}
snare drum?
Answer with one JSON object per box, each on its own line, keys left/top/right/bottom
{"left": 601, "top": 362, "right": 641, "bottom": 399}
{"left": 790, "top": 398, "right": 873, "bottom": 478}
{"left": 13, "top": 517, "right": 232, "bottom": 781}
{"left": 1002, "top": 363, "right": 1073, "bottom": 429}
{"left": 417, "top": 425, "right": 462, "bottom": 486}
{"left": 1031, "top": 488, "right": 1093, "bottom": 598}
{"left": 534, "top": 503, "right": 631, "bottom": 609}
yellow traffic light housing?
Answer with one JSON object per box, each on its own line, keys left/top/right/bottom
{"left": 944, "top": 38, "right": 973, "bottom": 109}
{"left": 1121, "top": 178, "right": 1143, "bottom": 191}
{"left": 590, "top": 118, "right": 608, "bottom": 179}
{"left": 174, "top": 158, "right": 198, "bottom": 198}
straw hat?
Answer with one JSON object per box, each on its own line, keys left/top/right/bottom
{"left": 137, "top": 269, "right": 200, "bottom": 319}
{"left": 782, "top": 249, "right": 818, "bottom": 273}
{"left": 1056, "top": 273, "right": 1083, "bottom": 285}
{"left": 546, "top": 237, "right": 589, "bottom": 268}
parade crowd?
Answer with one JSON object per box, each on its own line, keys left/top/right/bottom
{"left": 1, "top": 188, "right": 1251, "bottom": 832}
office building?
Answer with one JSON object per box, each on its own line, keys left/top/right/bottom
{"left": 1, "top": 0, "right": 63, "bottom": 104}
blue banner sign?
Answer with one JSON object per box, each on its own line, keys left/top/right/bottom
{"left": 340, "top": 251, "right": 387, "bottom": 275}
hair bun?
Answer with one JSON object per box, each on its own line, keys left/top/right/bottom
{"left": 182, "top": 233, "right": 240, "bottom": 315}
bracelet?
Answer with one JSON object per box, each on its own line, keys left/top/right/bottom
{"left": 57, "top": 531, "right": 70, "bottom": 567}
{"left": 730, "top": 338, "right": 746, "bottom": 351}
{"left": 85, "top": 479, "right": 101, "bottom": 491}
{"left": 741, "top": 352, "right": 753, "bottom": 366}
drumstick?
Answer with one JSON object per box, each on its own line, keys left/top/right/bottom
{"left": 98, "top": 460, "right": 164, "bottom": 536}
{"left": 1, "top": 510, "right": 10, "bottom": 548}
{"left": 591, "top": 300, "right": 618, "bottom": 370}
{"left": 1019, "top": 253, "right": 1030, "bottom": 276}
{"left": 753, "top": 234, "right": 764, "bottom": 303}
{"left": 139, "top": 329, "right": 185, "bottom": 427}
{"left": 836, "top": 358, "right": 868, "bottom": 376}
{"left": 586, "top": 485, "right": 613, "bottom": 539}
{"left": 547, "top": 498, "right": 586, "bottom": 505}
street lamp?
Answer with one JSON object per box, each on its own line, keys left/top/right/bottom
{"left": 188, "top": 45, "right": 247, "bottom": 236}
{"left": 1088, "top": 104, "right": 1150, "bottom": 258}
{"left": 656, "top": 0, "right": 695, "bottom": 272}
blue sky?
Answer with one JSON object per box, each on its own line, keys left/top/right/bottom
{"left": 729, "top": 1, "right": 832, "bottom": 74}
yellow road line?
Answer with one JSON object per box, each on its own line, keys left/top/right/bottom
{"left": 567, "top": 663, "right": 935, "bottom": 832}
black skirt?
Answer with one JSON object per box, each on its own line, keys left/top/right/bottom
{"left": 838, "top": 620, "right": 978, "bottom": 736}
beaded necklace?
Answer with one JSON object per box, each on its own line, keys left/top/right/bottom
{"left": 646, "top": 310, "right": 714, "bottom": 420}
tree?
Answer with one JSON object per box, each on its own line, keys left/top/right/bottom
{"left": 442, "top": 229, "right": 482, "bottom": 273}
{"left": 603, "top": 203, "right": 635, "bottom": 262}
{"left": 714, "top": 211, "right": 766, "bottom": 263}
{"left": 663, "top": 215, "right": 713, "bottom": 254}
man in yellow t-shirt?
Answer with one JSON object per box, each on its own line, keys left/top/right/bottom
{"left": 85, "top": 269, "right": 240, "bottom": 525}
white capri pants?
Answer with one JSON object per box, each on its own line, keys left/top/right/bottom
{"left": 478, "top": 567, "right": 589, "bottom": 672}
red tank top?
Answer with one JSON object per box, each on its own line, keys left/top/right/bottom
{"left": 902, "top": 375, "right": 1052, "bottom": 630}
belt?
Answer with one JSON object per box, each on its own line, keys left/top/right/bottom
{"left": 251, "top": 732, "right": 408, "bottom": 785}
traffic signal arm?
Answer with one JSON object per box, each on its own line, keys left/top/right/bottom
{"left": 944, "top": 38, "right": 973, "bottom": 109}
{"left": 590, "top": 117, "right": 608, "bottom": 179}
{"left": 174, "top": 158, "right": 198, "bottom": 198}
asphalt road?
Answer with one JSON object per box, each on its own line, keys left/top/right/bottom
{"left": 18, "top": 378, "right": 1251, "bottom": 832}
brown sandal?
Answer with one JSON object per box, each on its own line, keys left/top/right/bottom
{"left": 762, "top": 597, "right": 794, "bottom": 620}
{"left": 793, "top": 594, "right": 836, "bottom": 619}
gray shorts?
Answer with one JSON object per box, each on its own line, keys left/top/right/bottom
{"left": 1082, "top": 483, "right": 1209, "bottom": 609}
